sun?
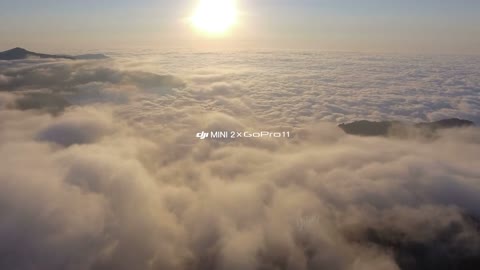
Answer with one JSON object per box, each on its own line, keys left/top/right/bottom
{"left": 191, "top": 0, "right": 237, "bottom": 35}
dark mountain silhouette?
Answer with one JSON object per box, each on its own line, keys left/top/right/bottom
{"left": 0, "top": 47, "right": 75, "bottom": 60}
{"left": 0, "top": 47, "right": 109, "bottom": 60}
{"left": 339, "top": 120, "right": 396, "bottom": 136}
{"left": 339, "top": 118, "right": 475, "bottom": 137}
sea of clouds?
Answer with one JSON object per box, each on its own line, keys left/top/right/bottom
{"left": 0, "top": 51, "right": 480, "bottom": 270}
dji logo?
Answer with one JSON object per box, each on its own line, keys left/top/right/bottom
{"left": 196, "top": 131, "right": 209, "bottom": 140}
{"left": 195, "top": 130, "right": 291, "bottom": 140}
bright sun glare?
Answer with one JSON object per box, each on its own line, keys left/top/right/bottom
{"left": 192, "top": 0, "right": 237, "bottom": 35}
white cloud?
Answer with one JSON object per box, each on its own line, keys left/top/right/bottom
{"left": 0, "top": 52, "right": 479, "bottom": 269}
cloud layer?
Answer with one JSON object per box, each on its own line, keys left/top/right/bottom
{"left": 0, "top": 52, "right": 479, "bottom": 270}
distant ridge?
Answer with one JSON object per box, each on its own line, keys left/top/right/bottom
{"left": 339, "top": 118, "right": 475, "bottom": 137}
{"left": 0, "top": 47, "right": 109, "bottom": 60}
{"left": 0, "top": 47, "right": 75, "bottom": 60}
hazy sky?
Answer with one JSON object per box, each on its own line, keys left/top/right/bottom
{"left": 1, "top": 0, "right": 479, "bottom": 53}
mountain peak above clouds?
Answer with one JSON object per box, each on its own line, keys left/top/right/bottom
{"left": 339, "top": 118, "right": 475, "bottom": 137}
{"left": 0, "top": 47, "right": 109, "bottom": 60}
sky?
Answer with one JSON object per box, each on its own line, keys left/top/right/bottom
{"left": 1, "top": 0, "right": 480, "bottom": 53}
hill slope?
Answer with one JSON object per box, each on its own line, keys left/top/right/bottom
{"left": 0, "top": 47, "right": 108, "bottom": 60}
